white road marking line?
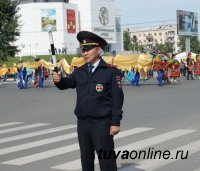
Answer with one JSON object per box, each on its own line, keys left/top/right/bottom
{"left": 116, "top": 129, "right": 195, "bottom": 151}
{"left": 114, "top": 127, "right": 154, "bottom": 139}
{"left": 136, "top": 139, "right": 200, "bottom": 171}
{"left": 51, "top": 129, "right": 195, "bottom": 170}
{"left": 0, "top": 123, "right": 49, "bottom": 135}
{"left": 193, "top": 167, "right": 200, "bottom": 171}
{"left": 0, "top": 122, "right": 23, "bottom": 128}
{"left": 0, "top": 132, "right": 77, "bottom": 156}
{"left": 2, "top": 127, "right": 153, "bottom": 165}
{"left": 0, "top": 125, "right": 77, "bottom": 144}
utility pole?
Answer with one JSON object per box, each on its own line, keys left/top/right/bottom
{"left": 185, "top": 36, "right": 191, "bottom": 55}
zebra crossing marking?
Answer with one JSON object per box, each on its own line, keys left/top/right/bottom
{"left": 51, "top": 129, "right": 195, "bottom": 170}
{"left": 114, "top": 127, "right": 154, "bottom": 139}
{"left": 1, "top": 127, "right": 153, "bottom": 165}
{"left": 136, "top": 139, "right": 200, "bottom": 171}
{"left": 193, "top": 167, "right": 200, "bottom": 171}
{"left": 0, "top": 125, "right": 77, "bottom": 144}
{"left": 0, "top": 132, "right": 77, "bottom": 156}
{"left": 0, "top": 123, "right": 49, "bottom": 135}
{"left": 0, "top": 122, "right": 23, "bottom": 128}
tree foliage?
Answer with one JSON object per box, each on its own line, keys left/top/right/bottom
{"left": 0, "top": 0, "right": 20, "bottom": 61}
{"left": 178, "top": 36, "right": 200, "bottom": 53}
{"left": 153, "top": 41, "right": 174, "bottom": 53}
{"left": 123, "top": 31, "right": 133, "bottom": 51}
{"left": 123, "top": 31, "right": 141, "bottom": 51}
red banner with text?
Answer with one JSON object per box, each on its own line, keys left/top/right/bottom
{"left": 67, "top": 9, "right": 76, "bottom": 33}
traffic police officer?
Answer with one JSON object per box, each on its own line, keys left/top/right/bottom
{"left": 53, "top": 31, "right": 124, "bottom": 171}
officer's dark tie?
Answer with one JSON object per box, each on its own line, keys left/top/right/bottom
{"left": 88, "top": 64, "right": 94, "bottom": 73}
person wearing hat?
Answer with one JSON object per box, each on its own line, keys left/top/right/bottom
{"left": 53, "top": 31, "right": 124, "bottom": 171}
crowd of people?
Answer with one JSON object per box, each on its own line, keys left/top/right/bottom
{"left": 49, "top": 47, "right": 67, "bottom": 55}
{"left": 1, "top": 52, "right": 200, "bottom": 88}
{"left": 16, "top": 64, "right": 50, "bottom": 89}
{"left": 180, "top": 52, "right": 200, "bottom": 80}
{"left": 0, "top": 64, "right": 17, "bottom": 84}
{"left": 0, "top": 62, "right": 50, "bottom": 89}
{"left": 126, "top": 52, "right": 200, "bottom": 86}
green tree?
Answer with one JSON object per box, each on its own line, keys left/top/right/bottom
{"left": 153, "top": 43, "right": 165, "bottom": 52}
{"left": 132, "top": 35, "right": 138, "bottom": 51}
{"left": 138, "top": 44, "right": 145, "bottom": 52}
{"left": 153, "top": 42, "right": 174, "bottom": 53}
{"left": 0, "top": 0, "right": 20, "bottom": 61}
{"left": 123, "top": 31, "right": 133, "bottom": 51}
{"left": 179, "top": 36, "right": 200, "bottom": 53}
{"left": 163, "top": 42, "right": 174, "bottom": 53}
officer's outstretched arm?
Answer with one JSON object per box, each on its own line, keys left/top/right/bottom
{"left": 55, "top": 71, "right": 76, "bottom": 90}
{"left": 111, "top": 69, "right": 124, "bottom": 126}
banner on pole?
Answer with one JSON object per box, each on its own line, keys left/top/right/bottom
{"left": 67, "top": 9, "right": 76, "bottom": 33}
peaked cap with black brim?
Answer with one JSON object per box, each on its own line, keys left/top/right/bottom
{"left": 77, "top": 31, "right": 108, "bottom": 48}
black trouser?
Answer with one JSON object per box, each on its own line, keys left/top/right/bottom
{"left": 183, "top": 67, "right": 186, "bottom": 77}
{"left": 187, "top": 71, "right": 194, "bottom": 80}
{"left": 180, "top": 68, "right": 184, "bottom": 76}
{"left": 77, "top": 118, "right": 117, "bottom": 171}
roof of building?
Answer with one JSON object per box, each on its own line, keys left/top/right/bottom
{"left": 128, "top": 24, "right": 177, "bottom": 33}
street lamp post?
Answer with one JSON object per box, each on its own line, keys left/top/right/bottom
{"left": 19, "top": 44, "right": 25, "bottom": 61}
{"left": 29, "top": 44, "right": 32, "bottom": 57}
{"left": 35, "top": 43, "right": 38, "bottom": 57}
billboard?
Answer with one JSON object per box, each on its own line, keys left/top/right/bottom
{"left": 41, "top": 9, "right": 56, "bottom": 32}
{"left": 67, "top": 9, "right": 76, "bottom": 33}
{"left": 177, "top": 10, "right": 198, "bottom": 36}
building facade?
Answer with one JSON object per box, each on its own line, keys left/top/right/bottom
{"left": 16, "top": 0, "right": 123, "bottom": 56}
{"left": 128, "top": 25, "right": 180, "bottom": 53}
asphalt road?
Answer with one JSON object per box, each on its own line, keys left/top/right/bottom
{"left": 0, "top": 78, "right": 200, "bottom": 171}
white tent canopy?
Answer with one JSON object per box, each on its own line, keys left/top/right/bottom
{"left": 175, "top": 52, "right": 197, "bottom": 62}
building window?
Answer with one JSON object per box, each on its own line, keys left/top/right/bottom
{"left": 154, "top": 33, "right": 157, "bottom": 36}
{"left": 133, "top": 35, "right": 137, "bottom": 43}
{"left": 159, "top": 33, "right": 162, "bottom": 36}
{"left": 168, "top": 31, "right": 175, "bottom": 36}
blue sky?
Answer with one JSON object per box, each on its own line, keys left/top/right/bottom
{"left": 115, "top": 0, "right": 200, "bottom": 29}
